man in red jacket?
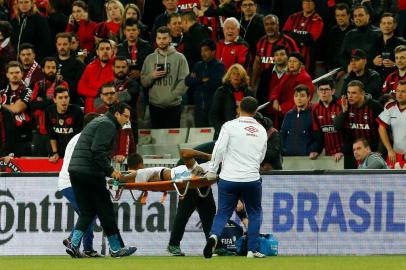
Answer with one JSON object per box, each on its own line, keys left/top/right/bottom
{"left": 78, "top": 39, "right": 114, "bottom": 113}
{"left": 270, "top": 52, "right": 314, "bottom": 118}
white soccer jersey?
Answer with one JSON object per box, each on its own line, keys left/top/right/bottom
{"left": 135, "top": 167, "right": 166, "bottom": 182}
{"left": 377, "top": 102, "right": 406, "bottom": 153}
{"left": 58, "top": 133, "right": 81, "bottom": 191}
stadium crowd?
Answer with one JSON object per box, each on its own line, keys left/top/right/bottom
{"left": 0, "top": 0, "right": 405, "bottom": 170}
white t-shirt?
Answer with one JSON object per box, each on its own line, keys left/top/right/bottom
{"left": 209, "top": 116, "right": 267, "bottom": 182}
{"left": 378, "top": 102, "right": 406, "bottom": 153}
{"left": 57, "top": 133, "right": 81, "bottom": 191}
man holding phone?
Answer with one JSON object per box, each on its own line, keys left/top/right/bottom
{"left": 141, "top": 26, "right": 189, "bottom": 128}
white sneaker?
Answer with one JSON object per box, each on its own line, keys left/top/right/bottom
{"left": 247, "top": 251, "right": 266, "bottom": 258}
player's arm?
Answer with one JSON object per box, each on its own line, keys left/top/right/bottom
{"left": 180, "top": 148, "right": 211, "bottom": 160}
{"left": 121, "top": 170, "right": 137, "bottom": 183}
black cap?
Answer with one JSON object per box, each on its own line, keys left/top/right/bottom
{"left": 350, "top": 49, "right": 367, "bottom": 59}
{"left": 289, "top": 51, "right": 305, "bottom": 64}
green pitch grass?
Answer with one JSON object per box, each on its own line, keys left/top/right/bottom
{"left": 1, "top": 256, "right": 406, "bottom": 270}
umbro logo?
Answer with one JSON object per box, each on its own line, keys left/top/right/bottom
{"left": 245, "top": 126, "right": 259, "bottom": 133}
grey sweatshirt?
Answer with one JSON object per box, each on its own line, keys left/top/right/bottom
{"left": 141, "top": 46, "right": 189, "bottom": 108}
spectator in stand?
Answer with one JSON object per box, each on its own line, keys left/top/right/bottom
{"left": 55, "top": 32, "right": 86, "bottom": 106}
{"left": 45, "top": 86, "right": 83, "bottom": 162}
{"left": 181, "top": 11, "right": 210, "bottom": 68}
{"left": 270, "top": 52, "right": 314, "bottom": 121}
{"left": 142, "top": 0, "right": 166, "bottom": 30}
{"left": 280, "top": 84, "right": 316, "bottom": 156}
{"left": 66, "top": 1, "right": 97, "bottom": 56}
{"left": 78, "top": 39, "right": 115, "bottom": 113}
{"left": 216, "top": 17, "right": 250, "bottom": 71}
{"left": 383, "top": 45, "right": 406, "bottom": 95}
{"left": 178, "top": 0, "right": 199, "bottom": 12}
{"left": 10, "top": 0, "right": 53, "bottom": 62}
{"left": 354, "top": 0, "right": 386, "bottom": 24}
{"left": 326, "top": 3, "right": 353, "bottom": 71}
{"left": 18, "top": 43, "right": 43, "bottom": 88}
{"left": 239, "top": 0, "right": 265, "bottom": 58}
{"left": 270, "top": 0, "right": 302, "bottom": 27}
{"left": 311, "top": 78, "right": 344, "bottom": 162}
{"left": 200, "top": 0, "right": 238, "bottom": 19}
{"left": 398, "top": 0, "right": 406, "bottom": 39}
{"left": 0, "top": 21, "right": 15, "bottom": 88}
{"left": 31, "top": 57, "right": 69, "bottom": 156}
{"left": 185, "top": 39, "right": 225, "bottom": 127}
{"left": 167, "top": 13, "right": 184, "bottom": 52}
{"left": 193, "top": 0, "right": 222, "bottom": 41}
{"left": 282, "top": 0, "right": 324, "bottom": 76}
{"left": 119, "top": 4, "right": 149, "bottom": 42}
{"left": 377, "top": 80, "right": 406, "bottom": 169}
{"left": 210, "top": 63, "right": 252, "bottom": 139}
{"left": 0, "top": 61, "right": 34, "bottom": 156}
{"left": 339, "top": 5, "right": 381, "bottom": 71}
{"left": 251, "top": 14, "right": 298, "bottom": 103}
{"left": 334, "top": 80, "right": 383, "bottom": 169}
{"left": 141, "top": 26, "right": 189, "bottom": 129}
{"left": 373, "top": 12, "right": 406, "bottom": 79}
{"left": 152, "top": 0, "right": 181, "bottom": 41}
{"left": 341, "top": 49, "right": 382, "bottom": 100}
{"left": 116, "top": 18, "right": 154, "bottom": 80}
{"left": 95, "top": 83, "right": 136, "bottom": 163}
{"left": 47, "top": 0, "right": 68, "bottom": 43}
{"left": 353, "top": 138, "right": 388, "bottom": 169}
{"left": 105, "top": 0, "right": 124, "bottom": 38}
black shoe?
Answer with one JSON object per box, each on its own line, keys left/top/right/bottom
{"left": 203, "top": 235, "right": 217, "bottom": 259}
{"left": 111, "top": 246, "right": 137, "bottom": 258}
{"left": 63, "top": 237, "right": 71, "bottom": 247}
{"left": 66, "top": 243, "right": 83, "bottom": 258}
{"left": 167, "top": 245, "right": 185, "bottom": 256}
{"left": 83, "top": 250, "right": 104, "bottom": 258}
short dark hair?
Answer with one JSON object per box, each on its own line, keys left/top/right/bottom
{"left": 55, "top": 32, "right": 72, "bottom": 43}
{"left": 378, "top": 93, "right": 395, "bottom": 107}
{"left": 99, "top": 82, "right": 116, "bottom": 95}
{"left": 127, "top": 153, "right": 144, "bottom": 170}
{"left": 181, "top": 11, "right": 197, "bottom": 22}
{"left": 0, "top": 21, "right": 12, "bottom": 39}
{"left": 124, "top": 18, "right": 139, "bottom": 28}
{"left": 6, "top": 61, "right": 23, "bottom": 72}
{"left": 114, "top": 56, "right": 129, "bottom": 66}
{"left": 41, "top": 57, "right": 58, "bottom": 68}
{"left": 54, "top": 86, "right": 69, "bottom": 98}
{"left": 317, "top": 78, "right": 335, "bottom": 89}
{"left": 294, "top": 84, "right": 310, "bottom": 96}
{"left": 335, "top": 3, "right": 350, "bottom": 14}
{"left": 109, "top": 102, "right": 131, "bottom": 115}
{"left": 353, "top": 137, "right": 370, "bottom": 148}
{"left": 240, "top": 96, "right": 258, "bottom": 114}
{"left": 200, "top": 39, "right": 216, "bottom": 51}
{"left": 398, "top": 80, "right": 406, "bottom": 87}
{"left": 19, "top": 43, "right": 35, "bottom": 53}
{"left": 72, "top": 0, "right": 88, "bottom": 12}
{"left": 381, "top": 12, "right": 396, "bottom": 24}
{"left": 272, "top": 45, "right": 288, "bottom": 56}
{"left": 84, "top": 112, "right": 100, "bottom": 127}
{"left": 167, "top": 13, "right": 181, "bottom": 24}
{"left": 347, "top": 80, "right": 365, "bottom": 92}
{"left": 353, "top": 4, "right": 369, "bottom": 15}
{"left": 156, "top": 26, "right": 171, "bottom": 35}
{"left": 96, "top": 39, "right": 112, "bottom": 50}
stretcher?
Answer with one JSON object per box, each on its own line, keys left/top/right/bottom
{"left": 108, "top": 175, "right": 217, "bottom": 204}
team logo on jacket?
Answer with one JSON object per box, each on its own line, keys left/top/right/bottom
{"left": 230, "top": 49, "right": 235, "bottom": 55}
{"left": 363, "top": 114, "right": 369, "bottom": 120}
{"left": 244, "top": 126, "right": 258, "bottom": 133}
{"left": 65, "top": 117, "right": 73, "bottom": 125}
{"left": 59, "top": 119, "right": 64, "bottom": 126}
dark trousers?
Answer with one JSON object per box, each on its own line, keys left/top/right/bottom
{"left": 70, "top": 171, "right": 119, "bottom": 237}
{"left": 169, "top": 187, "right": 216, "bottom": 246}
{"left": 149, "top": 104, "right": 181, "bottom": 129}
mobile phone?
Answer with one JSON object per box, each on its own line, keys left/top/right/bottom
{"left": 156, "top": 64, "right": 165, "bottom": 71}
{"left": 382, "top": 52, "right": 391, "bottom": 60}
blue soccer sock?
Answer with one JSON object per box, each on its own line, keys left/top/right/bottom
{"left": 71, "top": 229, "right": 85, "bottom": 247}
{"left": 108, "top": 234, "right": 122, "bottom": 252}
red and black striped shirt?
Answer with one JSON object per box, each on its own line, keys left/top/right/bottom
{"left": 256, "top": 34, "right": 299, "bottom": 71}
{"left": 312, "top": 98, "right": 344, "bottom": 155}
{"left": 282, "top": 11, "right": 323, "bottom": 71}
{"left": 382, "top": 69, "right": 406, "bottom": 95}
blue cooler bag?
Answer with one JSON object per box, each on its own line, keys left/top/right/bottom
{"left": 236, "top": 234, "right": 278, "bottom": 256}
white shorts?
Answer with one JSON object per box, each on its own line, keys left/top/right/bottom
{"left": 170, "top": 161, "right": 211, "bottom": 180}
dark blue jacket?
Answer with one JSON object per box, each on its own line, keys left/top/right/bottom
{"left": 280, "top": 107, "right": 317, "bottom": 156}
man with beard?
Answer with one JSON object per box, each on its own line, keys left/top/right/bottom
{"left": 0, "top": 61, "right": 34, "bottom": 156}
{"left": 55, "top": 32, "right": 86, "bottom": 106}
{"left": 252, "top": 14, "right": 298, "bottom": 104}
{"left": 141, "top": 26, "right": 189, "bottom": 128}
{"left": 116, "top": 18, "right": 154, "bottom": 80}
{"left": 95, "top": 56, "right": 140, "bottom": 141}
{"left": 31, "top": 57, "right": 69, "bottom": 157}
{"left": 95, "top": 83, "right": 136, "bottom": 164}
{"left": 19, "top": 43, "right": 44, "bottom": 88}
{"left": 45, "top": 86, "right": 83, "bottom": 163}
{"left": 78, "top": 39, "right": 115, "bottom": 113}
